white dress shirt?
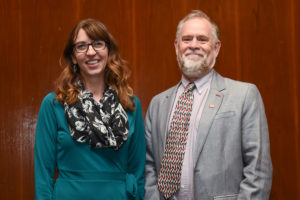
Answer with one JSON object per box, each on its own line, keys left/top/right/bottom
{"left": 169, "top": 71, "right": 213, "bottom": 200}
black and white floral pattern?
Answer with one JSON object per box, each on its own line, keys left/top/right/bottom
{"left": 64, "top": 86, "right": 129, "bottom": 150}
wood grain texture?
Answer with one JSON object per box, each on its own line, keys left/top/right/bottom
{"left": 0, "top": 0, "right": 299, "bottom": 199}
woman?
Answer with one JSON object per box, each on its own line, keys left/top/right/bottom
{"left": 34, "top": 19, "right": 145, "bottom": 200}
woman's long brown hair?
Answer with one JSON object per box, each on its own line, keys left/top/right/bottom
{"left": 55, "top": 19, "right": 135, "bottom": 110}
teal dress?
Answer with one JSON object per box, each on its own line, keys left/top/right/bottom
{"left": 34, "top": 93, "right": 146, "bottom": 200}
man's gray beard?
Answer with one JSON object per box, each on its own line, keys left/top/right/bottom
{"left": 178, "top": 55, "right": 216, "bottom": 78}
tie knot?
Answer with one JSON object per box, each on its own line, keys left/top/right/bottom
{"left": 185, "top": 82, "right": 195, "bottom": 92}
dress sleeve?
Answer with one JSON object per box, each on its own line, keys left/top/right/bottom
{"left": 34, "top": 93, "right": 58, "bottom": 200}
{"left": 127, "top": 96, "right": 146, "bottom": 200}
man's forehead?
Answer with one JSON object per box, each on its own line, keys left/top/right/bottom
{"left": 180, "top": 18, "right": 213, "bottom": 36}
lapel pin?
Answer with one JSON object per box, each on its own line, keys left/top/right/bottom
{"left": 209, "top": 104, "right": 215, "bottom": 108}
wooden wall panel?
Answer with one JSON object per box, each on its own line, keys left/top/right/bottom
{"left": 0, "top": 0, "right": 299, "bottom": 199}
{"left": 134, "top": 0, "right": 183, "bottom": 113}
{"left": 0, "top": 1, "right": 81, "bottom": 199}
{"left": 234, "top": 1, "right": 300, "bottom": 198}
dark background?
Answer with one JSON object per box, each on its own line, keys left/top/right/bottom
{"left": 0, "top": 0, "right": 299, "bottom": 199}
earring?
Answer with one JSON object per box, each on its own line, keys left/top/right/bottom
{"left": 73, "top": 64, "right": 78, "bottom": 73}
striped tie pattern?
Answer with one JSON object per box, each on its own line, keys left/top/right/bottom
{"left": 157, "top": 83, "right": 195, "bottom": 199}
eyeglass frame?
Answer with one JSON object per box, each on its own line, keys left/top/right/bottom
{"left": 73, "top": 40, "right": 107, "bottom": 53}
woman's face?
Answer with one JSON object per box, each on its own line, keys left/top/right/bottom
{"left": 72, "top": 28, "right": 108, "bottom": 81}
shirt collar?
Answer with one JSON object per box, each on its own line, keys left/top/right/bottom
{"left": 180, "top": 70, "right": 214, "bottom": 94}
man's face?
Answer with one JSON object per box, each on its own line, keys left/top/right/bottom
{"left": 175, "top": 17, "right": 221, "bottom": 80}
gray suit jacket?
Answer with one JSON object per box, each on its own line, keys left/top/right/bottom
{"left": 144, "top": 70, "right": 272, "bottom": 200}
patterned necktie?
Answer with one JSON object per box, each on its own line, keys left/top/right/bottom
{"left": 157, "top": 82, "right": 195, "bottom": 199}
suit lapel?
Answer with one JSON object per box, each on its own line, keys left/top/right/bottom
{"left": 159, "top": 85, "right": 178, "bottom": 158}
{"left": 194, "top": 71, "right": 226, "bottom": 166}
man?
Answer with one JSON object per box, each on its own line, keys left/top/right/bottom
{"left": 144, "top": 10, "right": 272, "bottom": 200}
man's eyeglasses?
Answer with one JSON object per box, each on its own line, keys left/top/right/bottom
{"left": 73, "top": 40, "right": 106, "bottom": 53}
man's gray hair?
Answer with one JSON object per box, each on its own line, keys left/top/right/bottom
{"left": 175, "top": 10, "right": 220, "bottom": 43}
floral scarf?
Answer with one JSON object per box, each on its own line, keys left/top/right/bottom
{"left": 64, "top": 86, "right": 129, "bottom": 150}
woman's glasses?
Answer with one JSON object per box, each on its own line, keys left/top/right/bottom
{"left": 73, "top": 40, "right": 106, "bottom": 53}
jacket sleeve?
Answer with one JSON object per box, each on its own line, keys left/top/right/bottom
{"left": 34, "top": 94, "right": 57, "bottom": 200}
{"left": 144, "top": 99, "right": 162, "bottom": 200}
{"left": 127, "top": 96, "right": 146, "bottom": 200}
{"left": 238, "top": 85, "right": 273, "bottom": 199}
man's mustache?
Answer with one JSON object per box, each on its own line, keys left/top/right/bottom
{"left": 184, "top": 49, "right": 206, "bottom": 57}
